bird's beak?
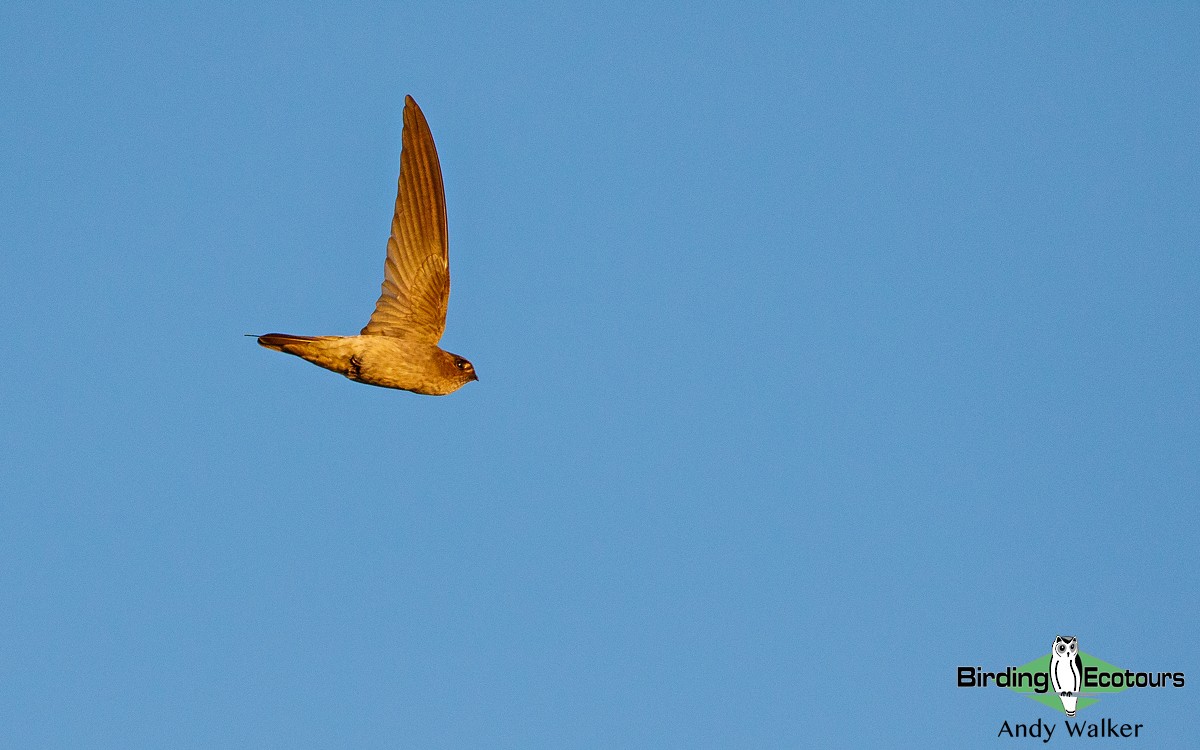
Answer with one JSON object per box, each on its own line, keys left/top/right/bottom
{"left": 470, "top": 371, "right": 479, "bottom": 382}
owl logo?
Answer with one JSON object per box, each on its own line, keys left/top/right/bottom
{"left": 1050, "top": 635, "right": 1083, "bottom": 716}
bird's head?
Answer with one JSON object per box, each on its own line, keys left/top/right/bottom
{"left": 438, "top": 350, "right": 478, "bottom": 389}
{"left": 1053, "top": 636, "right": 1078, "bottom": 658}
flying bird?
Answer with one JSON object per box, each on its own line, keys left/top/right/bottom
{"left": 254, "top": 95, "right": 477, "bottom": 395}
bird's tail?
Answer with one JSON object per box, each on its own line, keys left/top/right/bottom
{"left": 255, "top": 333, "right": 321, "bottom": 352}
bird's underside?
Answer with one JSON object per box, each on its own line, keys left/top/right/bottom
{"left": 257, "top": 333, "right": 471, "bottom": 395}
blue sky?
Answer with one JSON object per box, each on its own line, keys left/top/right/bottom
{"left": 2, "top": 2, "right": 1197, "bottom": 747}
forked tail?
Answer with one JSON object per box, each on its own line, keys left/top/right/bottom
{"left": 255, "top": 333, "right": 320, "bottom": 352}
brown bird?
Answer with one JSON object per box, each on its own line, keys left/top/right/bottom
{"left": 255, "top": 95, "right": 477, "bottom": 395}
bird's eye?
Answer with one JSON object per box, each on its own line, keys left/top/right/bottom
{"left": 455, "top": 360, "right": 467, "bottom": 370}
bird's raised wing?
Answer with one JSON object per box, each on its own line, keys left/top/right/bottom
{"left": 361, "top": 95, "right": 449, "bottom": 343}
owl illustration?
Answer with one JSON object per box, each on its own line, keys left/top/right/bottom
{"left": 1050, "top": 635, "right": 1083, "bottom": 716}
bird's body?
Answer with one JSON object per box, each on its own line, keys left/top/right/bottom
{"left": 1050, "top": 635, "right": 1083, "bottom": 717}
{"left": 257, "top": 333, "right": 474, "bottom": 396}
{"left": 255, "top": 95, "right": 477, "bottom": 395}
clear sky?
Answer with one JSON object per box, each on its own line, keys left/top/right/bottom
{"left": 2, "top": 2, "right": 1197, "bottom": 748}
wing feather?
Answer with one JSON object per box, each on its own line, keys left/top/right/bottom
{"left": 361, "top": 95, "right": 450, "bottom": 343}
